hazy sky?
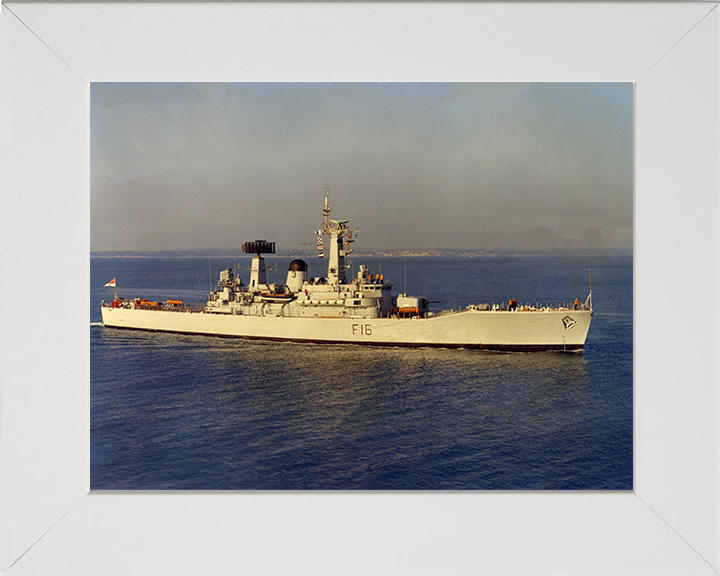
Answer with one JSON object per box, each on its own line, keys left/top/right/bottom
{"left": 91, "top": 83, "right": 633, "bottom": 252}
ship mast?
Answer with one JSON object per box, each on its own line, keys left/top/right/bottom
{"left": 319, "top": 187, "right": 356, "bottom": 286}
{"left": 323, "top": 187, "right": 331, "bottom": 227}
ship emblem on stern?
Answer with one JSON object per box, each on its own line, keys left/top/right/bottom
{"left": 562, "top": 316, "right": 578, "bottom": 330}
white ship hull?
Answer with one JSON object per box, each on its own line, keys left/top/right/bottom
{"left": 101, "top": 306, "right": 592, "bottom": 352}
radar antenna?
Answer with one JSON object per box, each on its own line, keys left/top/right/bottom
{"left": 241, "top": 240, "right": 276, "bottom": 291}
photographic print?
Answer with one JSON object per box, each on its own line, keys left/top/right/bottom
{"left": 91, "top": 82, "right": 632, "bottom": 490}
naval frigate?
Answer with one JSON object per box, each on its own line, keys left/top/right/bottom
{"left": 101, "top": 188, "right": 593, "bottom": 352}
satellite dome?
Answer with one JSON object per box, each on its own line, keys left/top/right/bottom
{"left": 288, "top": 259, "right": 308, "bottom": 272}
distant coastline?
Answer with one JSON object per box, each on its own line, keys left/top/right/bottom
{"left": 91, "top": 247, "right": 633, "bottom": 259}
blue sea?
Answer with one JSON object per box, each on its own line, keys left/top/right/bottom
{"left": 90, "top": 254, "right": 632, "bottom": 490}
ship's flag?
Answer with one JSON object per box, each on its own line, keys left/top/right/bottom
{"left": 104, "top": 278, "right": 116, "bottom": 287}
{"left": 316, "top": 237, "right": 323, "bottom": 245}
{"left": 318, "top": 253, "right": 324, "bottom": 259}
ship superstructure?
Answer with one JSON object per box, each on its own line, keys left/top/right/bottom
{"left": 101, "top": 188, "right": 593, "bottom": 352}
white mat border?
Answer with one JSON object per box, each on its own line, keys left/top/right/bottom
{"left": 1, "top": 3, "right": 718, "bottom": 574}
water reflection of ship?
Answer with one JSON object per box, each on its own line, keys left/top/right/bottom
{"left": 102, "top": 188, "right": 593, "bottom": 352}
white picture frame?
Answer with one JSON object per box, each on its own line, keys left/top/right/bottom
{"left": 1, "top": 3, "right": 718, "bottom": 574}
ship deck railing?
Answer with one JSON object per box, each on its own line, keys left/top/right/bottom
{"left": 119, "top": 302, "right": 206, "bottom": 313}
{"left": 429, "top": 302, "right": 591, "bottom": 318}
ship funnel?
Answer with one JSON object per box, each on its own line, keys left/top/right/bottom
{"left": 286, "top": 260, "right": 308, "bottom": 293}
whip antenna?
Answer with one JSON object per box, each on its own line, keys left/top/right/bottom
{"left": 404, "top": 256, "right": 407, "bottom": 295}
